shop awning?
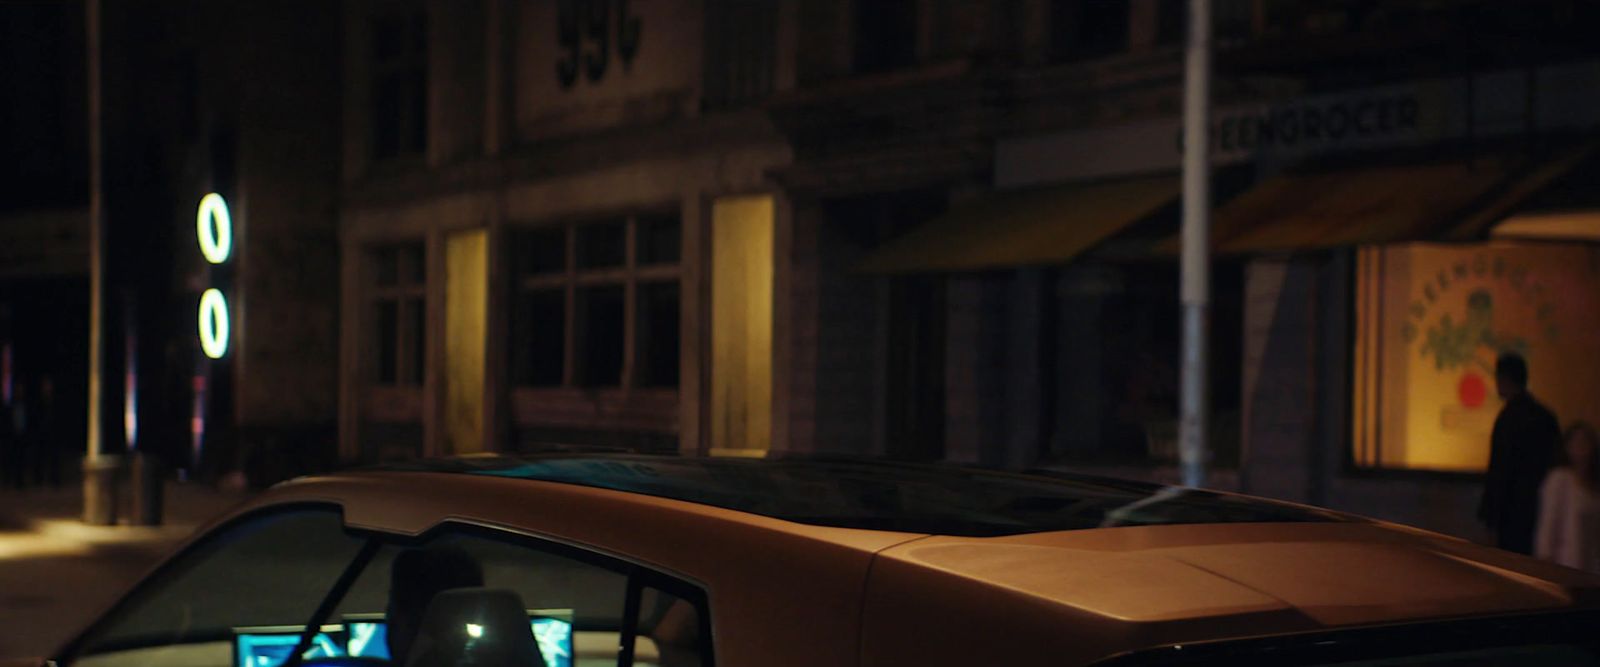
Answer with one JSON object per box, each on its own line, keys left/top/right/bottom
{"left": 857, "top": 176, "right": 1178, "bottom": 274}
{"left": 1492, "top": 210, "right": 1600, "bottom": 241}
{"left": 1167, "top": 147, "right": 1598, "bottom": 255}
{"left": 1200, "top": 157, "right": 1517, "bottom": 254}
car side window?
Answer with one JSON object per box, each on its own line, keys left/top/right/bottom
{"left": 329, "top": 523, "right": 712, "bottom": 667}
{"left": 69, "top": 506, "right": 368, "bottom": 667}
{"left": 632, "top": 583, "right": 711, "bottom": 667}
{"left": 64, "top": 507, "right": 710, "bottom": 667}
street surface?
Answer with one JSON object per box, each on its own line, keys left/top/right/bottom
{"left": 0, "top": 480, "right": 250, "bottom": 658}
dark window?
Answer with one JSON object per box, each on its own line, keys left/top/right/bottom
{"left": 371, "top": 243, "right": 427, "bottom": 387}
{"left": 703, "top": 0, "right": 779, "bottom": 109}
{"left": 853, "top": 0, "right": 919, "bottom": 74}
{"left": 375, "top": 249, "right": 400, "bottom": 287}
{"left": 1052, "top": 0, "right": 1130, "bottom": 61}
{"left": 0, "top": 1, "right": 88, "bottom": 212}
{"left": 637, "top": 282, "right": 680, "bottom": 388}
{"left": 516, "top": 227, "right": 567, "bottom": 276}
{"left": 405, "top": 296, "right": 426, "bottom": 385}
{"left": 1158, "top": 0, "right": 1185, "bottom": 45}
{"left": 637, "top": 214, "right": 682, "bottom": 266}
{"left": 577, "top": 221, "right": 627, "bottom": 270}
{"left": 1215, "top": 0, "right": 1256, "bottom": 44}
{"left": 371, "top": 10, "right": 427, "bottom": 161}
{"left": 420, "top": 454, "right": 1346, "bottom": 537}
{"left": 578, "top": 286, "right": 626, "bottom": 387}
{"left": 511, "top": 213, "right": 682, "bottom": 390}
{"left": 1045, "top": 260, "right": 1243, "bottom": 468}
{"left": 512, "top": 289, "right": 566, "bottom": 387}
{"left": 376, "top": 300, "right": 399, "bottom": 384}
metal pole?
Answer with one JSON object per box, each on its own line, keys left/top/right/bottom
{"left": 83, "top": 0, "right": 116, "bottom": 525}
{"left": 1179, "top": 0, "right": 1213, "bottom": 489}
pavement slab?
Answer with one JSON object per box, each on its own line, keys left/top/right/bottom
{"left": 0, "top": 481, "right": 253, "bottom": 658}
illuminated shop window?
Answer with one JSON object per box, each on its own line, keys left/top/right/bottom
{"left": 1353, "top": 242, "right": 1600, "bottom": 472}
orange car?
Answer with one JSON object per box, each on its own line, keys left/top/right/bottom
{"left": 43, "top": 454, "right": 1600, "bottom": 666}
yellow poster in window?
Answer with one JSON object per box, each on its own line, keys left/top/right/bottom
{"left": 1355, "top": 242, "right": 1600, "bottom": 472}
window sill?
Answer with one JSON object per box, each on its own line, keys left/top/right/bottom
{"left": 511, "top": 387, "right": 678, "bottom": 434}
{"left": 363, "top": 385, "right": 424, "bottom": 423}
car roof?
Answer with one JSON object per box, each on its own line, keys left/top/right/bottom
{"left": 216, "top": 456, "right": 1600, "bottom": 666}
{"left": 369, "top": 452, "right": 1348, "bottom": 537}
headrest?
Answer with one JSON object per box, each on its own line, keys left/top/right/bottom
{"left": 403, "top": 587, "right": 545, "bottom": 667}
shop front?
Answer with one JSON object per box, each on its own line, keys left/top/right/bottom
{"left": 983, "top": 59, "right": 1600, "bottom": 536}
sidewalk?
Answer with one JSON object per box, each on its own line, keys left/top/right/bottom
{"left": 0, "top": 480, "right": 254, "bottom": 658}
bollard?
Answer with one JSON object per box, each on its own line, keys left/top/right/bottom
{"left": 130, "top": 451, "right": 164, "bottom": 526}
{"left": 82, "top": 454, "right": 120, "bottom": 526}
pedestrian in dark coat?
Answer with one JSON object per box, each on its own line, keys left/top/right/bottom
{"left": 1480, "top": 352, "right": 1561, "bottom": 555}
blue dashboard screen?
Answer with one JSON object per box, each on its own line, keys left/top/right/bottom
{"left": 239, "top": 614, "right": 573, "bottom": 667}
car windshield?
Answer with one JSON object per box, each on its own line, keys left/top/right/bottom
{"left": 379, "top": 454, "right": 1346, "bottom": 537}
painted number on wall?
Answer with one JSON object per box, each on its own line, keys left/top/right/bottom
{"left": 555, "top": 0, "right": 641, "bottom": 89}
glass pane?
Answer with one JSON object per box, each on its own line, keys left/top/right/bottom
{"left": 371, "top": 15, "right": 406, "bottom": 62}
{"left": 578, "top": 286, "right": 624, "bottom": 387}
{"left": 330, "top": 529, "right": 629, "bottom": 667}
{"left": 376, "top": 300, "right": 399, "bottom": 384}
{"left": 637, "top": 214, "right": 682, "bottom": 265}
{"left": 374, "top": 247, "right": 399, "bottom": 287}
{"left": 516, "top": 228, "right": 568, "bottom": 276}
{"left": 637, "top": 585, "right": 709, "bottom": 667}
{"left": 577, "top": 221, "right": 626, "bottom": 270}
{"left": 405, "top": 68, "right": 427, "bottom": 155}
{"left": 372, "top": 74, "right": 403, "bottom": 161}
{"left": 404, "top": 297, "right": 426, "bottom": 386}
{"left": 74, "top": 508, "right": 365, "bottom": 663}
{"left": 401, "top": 242, "right": 426, "bottom": 286}
{"left": 409, "top": 12, "right": 427, "bottom": 56}
{"left": 513, "top": 289, "right": 566, "bottom": 387}
{"left": 637, "top": 282, "right": 680, "bottom": 388}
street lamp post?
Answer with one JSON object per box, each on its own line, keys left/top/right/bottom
{"left": 1179, "top": 0, "right": 1213, "bottom": 489}
{"left": 83, "top": 0, "right": 117, "bottom": 525}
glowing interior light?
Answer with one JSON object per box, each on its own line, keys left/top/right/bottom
{"left": 198, "top": 289, "right": 230, "bottom": 359}
{"left": 197, "top": 192, "right": 232, "bottom": 264}
{"left": 465, "top": 623, "right": 484, "bottom": 639}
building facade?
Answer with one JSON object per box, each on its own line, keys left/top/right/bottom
{"left": 8, "top": 0, "right": 1600, "bottom": 537}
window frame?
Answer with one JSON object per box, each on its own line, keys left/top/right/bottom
{"left": 59, "top": 503, "right": 357, "bottom": 661}
{"left": 58, "top": 504, "right": 716, "bottom": 667}
{"left": 367, "top": 242, "right": 428, "bottom": 392}
{"left": 508, "top": 210, "right": 683, "bottom": 435}
{"left": 1342, "top": 244, "right": 1488, "bottom": 482}
{"left": 368, "top": 6, "right": 429, "bottom": 162}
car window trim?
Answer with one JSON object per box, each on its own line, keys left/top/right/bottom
{"left": 283, "top": 537, "right": 382, "bottom": 667}
{"left": 1090, "top": 608, "right": 1600, "bottom": 666}
{"left": 56, "top": 502, "right": 353, "bottom": 664}
{"left": 58, "top": 505, "right": 718, "bottom": 667}
{"left": 351, "top": 518, "right": 718, "bottom": 666}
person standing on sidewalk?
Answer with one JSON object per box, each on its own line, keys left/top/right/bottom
{"left": 1480, "top": 352, "right": 1561, "bottom": 555}
{"left": 1536, "top": 423, "right": 1600, "bottom": 572}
